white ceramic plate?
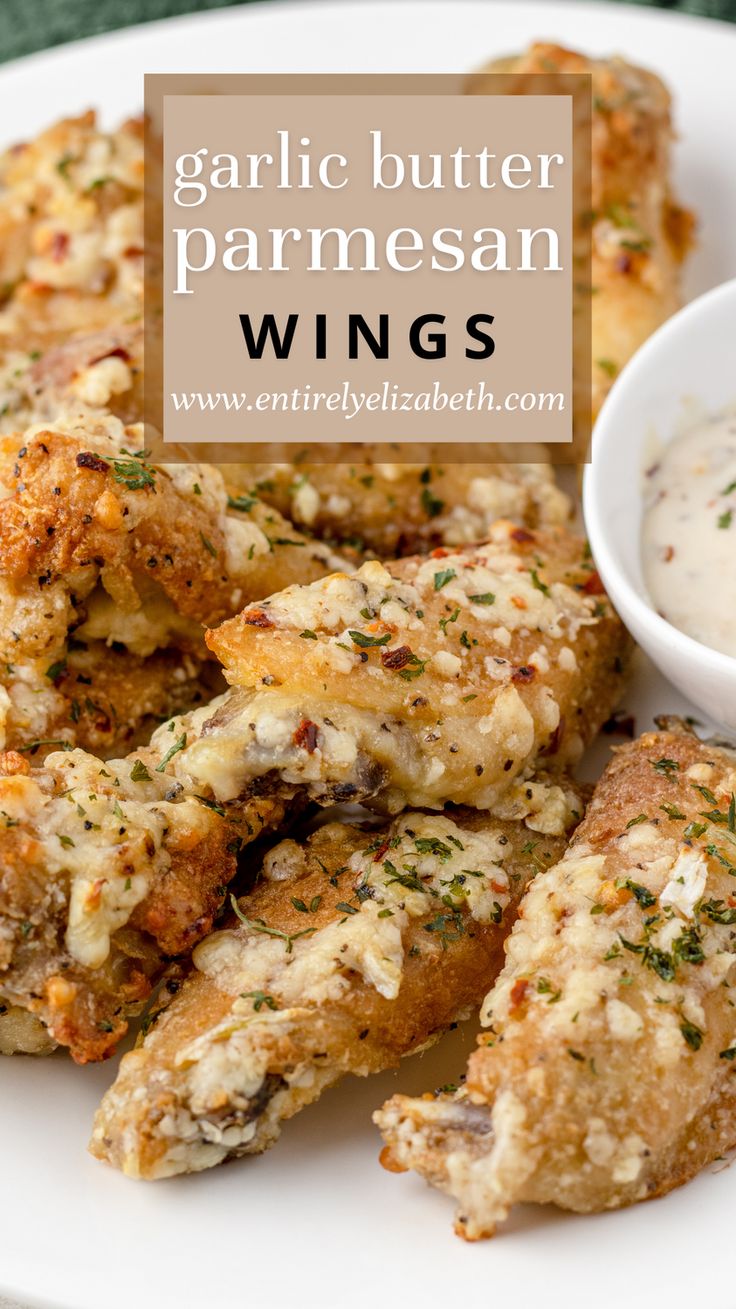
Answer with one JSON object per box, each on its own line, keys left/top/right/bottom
{"left": 1, "top": 5, "right": 735, "bottom": 1308}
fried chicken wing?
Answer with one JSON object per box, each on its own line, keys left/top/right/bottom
{"left": 227, "top": 458, "right": 571, "bottom": 559}
{"left": 90, "top": 778, "right": 583, "bottom": 1177}
{"left": 0, "top": 322, "right": 144, "bottom": 434}
{"left": 471, "top": 44, "right": 694, "bottom": 418}
{"left": 174, "top": 522, "right": 630, "bottom": 813}
{"left": 0, "top": 696, "right": 302, "bottom": 1062}
{"left": 0, "top": 412, "right": 341, "bottom": 755}
{"left": 376, "top": 724, "right": 736, "bottom": 1237}
{"left": 0, "top": 112, "right": 143, "bottom": 347}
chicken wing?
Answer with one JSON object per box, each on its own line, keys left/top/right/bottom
{"left": 174, "top": 521, "right": 631, "bottom": 813}
{"left": 90, "top": 778, "right": 583, "bottom": 1177}
{"left": 0, "top": 112, "right": 143, "bottom": 348}
{"left": 0, "top": 411, "right": 341, "bottom": 756}
{"left": 0, "top": 695, "right": 302, "bottom": 1062}
{"left": 470, "top": 44, "right": 694, "bottom": 419}
{"left": 226, "top": 457, "right": 571, "bottom": 560}
{"left": 376, "top": 723, "right": 736, "bottom": 1237}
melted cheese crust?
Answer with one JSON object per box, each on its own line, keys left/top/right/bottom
{"left": 376, "top": 727, "right": 736, "bottom": 1238}
{"left": 91, "top": 786, "right": 581, "bottom": 1178}
{"left": 182, "top": 524, "right": 629, "bottom": 810}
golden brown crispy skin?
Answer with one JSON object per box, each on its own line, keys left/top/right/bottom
{"left": 472, "top": 44, "right": 694, "bottom": 417}
{"left": 376, "top": 724, "right": 736, "bottom": 1238}
{"left": 180, "top": 522, "right": 630, "bottom": 813}
{"left": 0, "top": 702, "right": 301, "bottom": 1063}
{"left": 227, "top": 458, "right": 571, "bottom": 559}
{"left": 90, "top": 784, "right": 583, "bottom": 1178}
{"left": 0, "top": 413, "right": 341, "bottom": 756}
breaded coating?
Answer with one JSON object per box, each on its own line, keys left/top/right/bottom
{"left": 90, "top": 779, "right": 583, "bottom": 1178}
{"left": 0, "top": 322, "right": 144, "bottom": 434}
{"left": 176, "top": 522, "right": 630, "bottom": 813}
{"left": 0, "top": 696, "right": 301, "bottom": 1063}
{"left": 472, "top": 44, "right": 694, "bottom": 417}
{"left": 226, "top": 458, "right": 570, "bottom": 559}
{"left": 376, "top": 724, "right": 736, "bottom": 1238}
{"left": 0, "top": 112, "right": 143, "bottom": 347}
{"left": 0, "top": 412, "right": 341, "bottom": 755}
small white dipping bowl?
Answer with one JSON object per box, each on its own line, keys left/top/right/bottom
{"left": 583, "top": 276, "right": 736, "bottom": 732}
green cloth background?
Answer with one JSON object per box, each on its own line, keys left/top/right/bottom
{"left": 0, "top": 0, "right": 733, "bottom": 65}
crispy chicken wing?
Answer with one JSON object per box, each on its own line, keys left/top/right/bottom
{"left": 0, "top": 412, "right": 341, "bottom": 755}
{"left": 175, "top": 522, "right": 630, "bottom": 813}
{"left": 90, "top": 779, "right": 583, "bottom": 1177}
{"left": 376, "top": 724, "right": 736, "bottom": 1237}
{"left": 471, "top": 44, "right": 694, "bottom": 418}
{"left": 226, "top": 458, "right": 571, "bottom": 559}
{"left": 0, "top": 697, "right": 302, "bottom": 1062}
{"left": 0, "top": 112, "right": 143, "bottom": 347}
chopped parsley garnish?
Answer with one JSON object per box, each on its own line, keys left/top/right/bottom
{"left": 530, "top": 568, "right": 549, "bottom": 596}
{"left": 596, "top": 358, "right": 618, "bottom": 377}
{"left": 423, "top": 908, "right": 465, "bottom": 948}
{"left": 241, "top": 990, "right": 279, "bottom": 1012}
{"left": 348, "top": 630, "right": 390, "bottom": 648}
{"left": 623, "top": 878, "right": 656, "bottom": 908}
{"left": 652, "top": 757, "right": 680, "bottom": 779}
{"left": 680, "top": 1018, "right": 703, "bottom": 1051}
{"left": 227, "top": 493, "right": 257, "bottom": 513}
{"left": 155, "top": 732, "right": 187, "bottom": 772}
{"left": 421, "top": 486, "right": 444, "bottom": 519}
{"left": 111, "top": 450, "right": 156, "bottom": 492}
{"left": 230, "top": 895, "right": 317, "bottom": 953}
{"left": 130, "top": 760, "right": 152, "bottom": 783}
{"left": 291, "top": 895, "right": 322, "bottom": 914}
{"left": 672, "top": 926, "right": 705, "bottom": 966}
{"left": 414, "top": 836, "right": 453, "bottom": 862}
{"left": 200, "top": 531, "right": 218, "bottom": 558}
{"left": 700, "top": 899, "right": 736, "bottom": 925}
{"left": 396, "top": 654, "right": 427, "bottom": 681}
{"left": 684, "top": 821, "right": 707, "bottom": 840}
{"left": 439, "top": 607, "right": 460, "bottom": 634}
{"left": 468, "top": 592, "right": 496, "bottom": 605}
{"left": 433, "top": 568, "right": 456, "bottom": 592}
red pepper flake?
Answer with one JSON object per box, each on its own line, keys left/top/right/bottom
{"left": 511, "top": 665, "right": 536, "bottom": 683}
{"left": 582, "top": 570, "right": 605, "bottom": 595}
{"left": 381, "top": 644, "right": 414, "bottom": 671}
{"left": 50, "top": 231, "right": 69, "bottom": 262}
{"left": 430, "top": 547, "right": 449, "bottom": 559}
{"left": 75, "top": 451, "right": 109, "bottom": 474}
{"left": 293, "top": 719, "right": 319, "bottom": 752}
{"left": 372, "top": 840, "right": 390, "bottom": 863}
{"left": 242, "top": 609, "right": 274, "bottom": 628}
{"left": 510, "top": 527, "right": 535, "bottom": 544}
{"left": 509, "top": 978, "right": 529, "bottom": 1012}
{"left": 662, "top": 545, "right": 675, "bottom": 562}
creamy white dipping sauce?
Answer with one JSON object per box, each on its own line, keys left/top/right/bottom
{"left": 642, "top": 410, "right": 736, "bottom": 658}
